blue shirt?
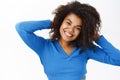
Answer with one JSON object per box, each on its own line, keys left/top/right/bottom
{"left": 15, "top": 20, "right": 120, "bottom": 80}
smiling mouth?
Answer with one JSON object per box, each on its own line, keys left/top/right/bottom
{"left": 64, "top": 31, "right": 73, "bottom": 37}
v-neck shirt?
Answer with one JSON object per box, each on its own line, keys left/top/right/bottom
{"left": 56, "top": 41, "right": 78, "bottom": 58}
{"left": 16, "top": 19, "right": 120, "bottom": 80}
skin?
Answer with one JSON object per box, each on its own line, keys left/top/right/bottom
{"left": 59, "top": 13, "right": 82, "bottom": 55}
{"left": 93, "top": 31, "right": 101, "bottom": 41}
{"left": 58, "top": 12, "right": 101, "bottom": 55}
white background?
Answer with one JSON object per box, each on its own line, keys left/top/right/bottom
{"left": 0, "top": 0, "right": 120, "bottom": 80}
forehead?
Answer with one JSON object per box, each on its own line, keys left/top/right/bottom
{"left": 64, "top": 13, "right": 82, "bottom": 25}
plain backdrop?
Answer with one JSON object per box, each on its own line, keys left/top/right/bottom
{"left": 0, "top": 0, "right": 120, "bottom": 80}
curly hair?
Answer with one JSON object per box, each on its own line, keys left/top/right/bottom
{"left": 49, "top": 1, "right": 101, "bottom": 53}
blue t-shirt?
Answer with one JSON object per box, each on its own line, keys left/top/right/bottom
{"left": 15, "top": 20, "right": 120, "bottom": 80}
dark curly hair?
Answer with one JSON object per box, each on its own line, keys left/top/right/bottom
{"left": 49, "top": 1, "right": 101, "bottom": 53}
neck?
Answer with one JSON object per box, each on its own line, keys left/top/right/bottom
{"left": 59, "top": 39, "right": 71, "bottom": 48}
{"left": 58, "top": 39, "right": 74, "bottom": 55}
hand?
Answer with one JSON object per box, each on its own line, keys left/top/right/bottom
{"left": 93, "top": 31, "right": 101, "bottom": 41}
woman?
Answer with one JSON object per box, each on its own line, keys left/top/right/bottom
{"left": 15, "top": 1, "right": 120, "bottom": 80}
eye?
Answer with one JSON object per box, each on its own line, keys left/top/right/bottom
{"left": 66, "top": 21, "right": 71, "bottom": 25}
{"left": 76, "top": 26, "right": 81, "bottom": 30}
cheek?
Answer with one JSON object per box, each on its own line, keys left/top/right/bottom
{"left": 59, "top": 26, "right": 64, "bottom": 35}
{"left": 61, "top": 24, "right": 66, "bottom": 29}
{"left": 59, "top": 25, "right": 64, "bottom": 32}
{"left": 59, "top": 24, "right": 67, "bottom": 33}
{"left": 75, "top": 30, "right": 81, "bottom": 36}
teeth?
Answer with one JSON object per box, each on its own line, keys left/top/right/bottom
{"left": 65, "top": 32, "right": 72, "bottom": 37}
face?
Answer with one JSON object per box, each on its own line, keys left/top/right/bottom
{"left": 59, "top": 13, "right": 82, "bottom": 43}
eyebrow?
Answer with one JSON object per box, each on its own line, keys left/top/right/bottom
{"left": 66, "top": 19, "right": 72, "bottom": 23}
{"left": 66, "top": 19, "right": 82, "bottom": 27}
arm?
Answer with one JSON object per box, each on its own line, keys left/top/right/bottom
{"left": 87, "top": 35, "right": 120, "bottom": 66}
{"left": 15, "top": 20, "right": 51, "bottom": 53}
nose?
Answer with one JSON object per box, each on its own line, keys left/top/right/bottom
{"left": 68, "top": 26, "right": 74, "bottom": 33}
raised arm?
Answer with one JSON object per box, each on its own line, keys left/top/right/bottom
{"left": 15, "top": 20, "right": 51, "bottom": 53}
{"left": 87, "top": 35, "right": 120, "bottom": 66}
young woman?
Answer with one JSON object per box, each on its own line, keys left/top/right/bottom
{"left": 15, "top": 1, "right": 120, "bottom": 80}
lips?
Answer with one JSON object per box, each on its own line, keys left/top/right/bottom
{"left": 64, "top": 31, "right": 73, "bottom": 37}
